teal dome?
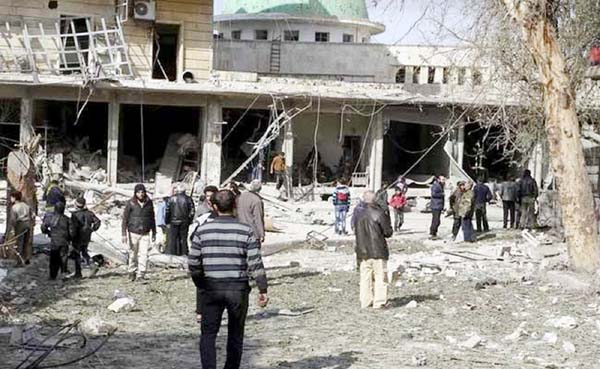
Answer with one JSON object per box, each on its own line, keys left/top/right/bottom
{"left": 222, "top": 0, "right": 370, "bottom": 21}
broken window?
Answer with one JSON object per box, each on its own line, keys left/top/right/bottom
{"left": 315, "top": 32, "right": 329, "bottom": 42}
{"left": 255, "top": 30, "right": 268, "bottom": 40}
{"left": 472, "top": 69, "right": 482, "bottom": 85}
{"left": 115, "top": 0, "right": 129, "bottom": 22}
{"left": 343, "top": 34, "right": 354, "bottom": 43}
{"left": 59, "top": 16, "right": 91, "bottom": 74}
{"left": 412, "top": 66, "right": 421, "bottom": 84}
{"left": 152, "top": 24, "right": 179, "bottom": 81}
{"left": 428, "top": 67, "right": 436, "bottom": 84}
{"left": 213, "top": 32, "right": 224, "bottom": 40}
{"left": 395, "top": 67, "right": 406, "bottom": 83}
{"left": 231, "top": 30, "right": 241, "bottom": 40}
{"left": 442, "top": 67, "right": 450, "bottom": 84}
{"left": 457, "top": 68, "right": 466, "bottom": 85}
{"left": 284, "top": 30, "right": 299, "bottom": 41}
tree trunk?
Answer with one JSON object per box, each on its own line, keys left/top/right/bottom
{"left": 503, "top": 0, "right": 600, "bottom": 272}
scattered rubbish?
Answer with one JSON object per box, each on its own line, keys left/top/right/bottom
{"left": 412, "top": 352, "right": 428, "bottom": 366}
{"left": 562, "top": 341, "right": 576, "bottom": 353}
{"left": 458, "top": 335, "right": 482, "bottom": 349}
{"left": 474, "top": 278, "right": 498, "bottom": 290}
{"left": 405, "top": 300, "right": 418, "bottom": 309}
{"left": 542, "top": 332, "right": 558, "bottom": 345}
{"left": 107, "top": 297, "right": 136, "bottom": 313}
{"left": 504, "top": 322, "right": 527, "bottom": 341}
{"left": 544, "top": 316, "right": 577, "bottom": 330}
{"left": 81, "top": 316, "right": 117, "bottom": 336}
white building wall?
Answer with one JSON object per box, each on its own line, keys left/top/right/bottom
{"left": 215, "top": 20, "right": 372, "bottom": 43}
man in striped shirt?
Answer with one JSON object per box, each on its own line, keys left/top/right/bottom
{"left": 189, "top": 190, "right": 268, "bottom": 369}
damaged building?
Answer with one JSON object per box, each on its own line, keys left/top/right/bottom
{"left": 1, "top": 0, "right": 590, "bottom": 197}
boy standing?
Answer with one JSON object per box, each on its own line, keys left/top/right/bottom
{"left": 41, "top": 202, "right": 72, "bottom": 280}
{"left": 332, "top": 179, "right": 351, "bottom": 235}
{"left": 388, "top": 188, "right": 407, "bottom": 232}
{"left": 70, "top": 197, "right": 101, "bottom": 274}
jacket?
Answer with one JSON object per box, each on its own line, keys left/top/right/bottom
{"left": 499, "top": 181, "right": 518, "bottom": 202}
{"left": 473, "top": 183, "right": 493, "bottom": 205}
{"left": 332, "top": 185, "right": 351, "bottom": 207}
{"left": 166, "top": 193, "right": 195, "bottom": 225}
{"left": 518, "top": 175, "right": 538, "bottom": 199}
{"left": 430, "top": 181, "right": 445, "bottom": 211}
{"left": 41, "top": 212, "right": 72, "bottom": 250}
{"left": 354, "top": 204, "right": 393, "bottom": 261}
{"left": 375, "top": 189, "right": 389, "bottom": 210}
{"left": 122, "top": 198, "right": 156, "bottom": 236}
{"left": 236, "top": 191, "right": 265, "bottom": 240}
{"left": 70, "top": 208, "right": 101, "bottom": 246}
{"left": 457, "top": 189, "right": 475, "bottom": 218}
{"left": 449, "top": 188, "right": 462, "bottom": 215}
{"left": 388, "top": 194, "right": 407, "bottom": 209}
{"left": 43, "top": 185, "right": 66, "bottom": 208}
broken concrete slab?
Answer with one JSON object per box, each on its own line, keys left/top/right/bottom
{"left": 108, "top": 297, "right": 136, "bottom": 313}
{"left": 458, "top": 335, "right": 482, "bottom": 349}
{"left": 80, "top": 316, "right": 117, "bottom": 335}
{"left": 544, "top": 316, "right": 577, "bottom": 330}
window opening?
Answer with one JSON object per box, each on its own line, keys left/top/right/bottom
{"left": 284, "top": 30, "right": 299, "bottom": 41}
{"left": 231, "top": 30, "right": 241, "bottom": 40}
{"left": 315, "top": 32, "right": 329, "bottom": 42}
{"left": 255, "top": 30, "right": 268, "bottom": 40}
{"left": 343, "top": 34, "right": 354, "bottom": 43}
{"left": 395, "top": 67, "right": 406, "bottom": 83}
{"left": 152, "top": 23, "right": 179, "bottom": 81}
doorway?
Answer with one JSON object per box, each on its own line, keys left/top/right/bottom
{"left": 152, "top": 24, "right": 180, "bottom": 81}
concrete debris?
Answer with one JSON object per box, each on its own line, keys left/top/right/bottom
{"left": 80, "top": 316, "right": 117, "bottom": 336}
{"left": 474, "top": 277, "right": 498, "bottom": 290}
{"left": 445, "top": 336, "right": 458, "bottom": 344}
{"left": 544, "top": 270, "right": 591, "bottom": 291}
{"left": 108, "top": 297, "right": 136, "bottom": 313}
{"left": 562, "top": 341, "right": 576, "bottom": 353}
{"left": 544, "top": 316, "right": 578, "bottom": 330}
{"left": 405, "top": 300, "right": 418, "bottom": 309}
{"left": 10, "top": 297, "right": 27, "bottom": 305}
{"left": 458, "top": 335, "right": 482, "bottom": 349}
{"left": 411, "top": 353, "right": 428, "bottom": 366}
{"left": 542, "top": 332, "right": 558, "bottom": 345}
{"left": 503, "top": 322, "right": 527, "bottom": 341}
{"left": 444, "top": 269, "right": 457, "bottom": 278}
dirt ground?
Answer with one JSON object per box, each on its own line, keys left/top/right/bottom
{"left": 2, "top": 224, "right": 600, "bottom": 369}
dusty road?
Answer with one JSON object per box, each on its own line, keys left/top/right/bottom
{"left": 2, "top": 229, "right": 600, "bottom": 369}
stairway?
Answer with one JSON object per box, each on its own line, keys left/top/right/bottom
{"left": 270, "top": 39, "right": 281, "bottom": 73}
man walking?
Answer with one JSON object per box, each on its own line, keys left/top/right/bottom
{"left": 237, "top": 180, "right": 265, "bottom": 243}
{"left": 122, "top": 184, "right": 156, "bottom": 281}
{"left": 449, "top": 181, "right": 465, "bottom": 240}
{"left": 165, "top": 184, "right": 195, "bottom": 256}
{"left": 458, "top": 182, "right": 476, "bottom": 242}
{"left": 353, "top": 191, "right": 393, "bottom": 309}
{"left": 429, "top": 175, "right": 446, "bottom": 239}
{"left": 7, "top": 191, "right": 33, "bottom": 266}
{"left": 41, "top": 202, "right": 72, "bottom": 280}
{"left": 189, "top": 190, "right": 268, "bottom": 369}
{"left": 70, "top": 197, "right": 101, "bottom": 274}
{"left": 270, "top": 152, "right": 287, "bottom": 199}
{"left": 474, "top": 178, "right": 493, "bottom": 232}
{"left": 332, "top": 178, "right": 351, "bottom": 235}
{"left": 518, "top": 170, "right": 538, "bottom": 229}
{"left": 499, "top": 176, "right": 518, "bottom": 228}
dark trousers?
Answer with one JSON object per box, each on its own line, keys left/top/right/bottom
{"left": 80, "top": 242, "right": 91, "bottom": 265}
{"left": 502, "top": 201, "right": 516, "bottom": 228}
{"left": 49, "top": 247, "right": 67, "bottom": 279}
{"left": 69, "top": 248, "right": 82, "bottom": 277}
{"left": 275, "top": 171, "right": 286, "bottom": 190}
{"left": 200, "top": 289, "right": 250, "bottom": 369}
{"left": 462, "top": 217, "right": 474, "bottom": 242}
{"left": 168, "top": 223, "right": 189, "bottom": 256}
{"left": 452, "top": 216, "right": 462, "bottom": 238}
{"left": 475, "top": 204, "right": 489, "bottom": 232}
{"left": 13, "top": 221, "right": 30, "bottom": 263}
{"left": 430, "top": 210, "right": 442, "bottom": 236}
{"left": 393, "top": 208, "right": 404, "bottom": 230}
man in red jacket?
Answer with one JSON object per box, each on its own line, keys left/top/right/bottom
{"left": 388, "top": 188, "right": 407, "bottom": 232}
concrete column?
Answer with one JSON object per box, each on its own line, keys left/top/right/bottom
{"left": 368, "top": 113, "right": 384, "bottom": 191}
{"left": 19, "top": 97, "right": 34, "bottom": 146}
{"left": 457, "top": 126, "right": 465, "bottom": 168}
{"left": 282, "top": 120, "right": 294, "bottom": 173}
{"left": 528, "top": 142, "right": 544, "bottom": 187}
{"left": 201, "top": 98, "right": 223, "bottom": 186}
{"left": 433, "top": 67, "right": 444, "bottom": 84}
{"left": 107, "top": 97, "right": 120, "bottom": 185}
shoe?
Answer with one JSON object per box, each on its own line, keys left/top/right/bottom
{"left": 129, "top": 273, "right": 136, "bottom": 282}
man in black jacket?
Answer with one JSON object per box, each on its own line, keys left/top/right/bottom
{"left": 165, "top": 183, "right": 195, "bottom": 256}
{"left": 122, "top": 184, "right": 156, "bottom": 281}
{"left": 353, "top": 191, "right": 393, "bottom": 309}
{"left": 41, "top": 202, "right": 72, "bottom": 280}
{"left": 518, "top": 170, "right": 539, "bottom": 229}
{"left": 70, "top": 197, "right": 101, "bottom": 275}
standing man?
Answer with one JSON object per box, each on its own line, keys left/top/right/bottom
{"left": 518, "top": 170, "right": 538, "bottom": 229}
{"left": 270, "top": 152, "right": 287, "bottom": 199}
{"left": 474, "top": 178, "right": 493, "bottom": 233}
{"left": 70, "top": 197, "right": 101, "bottom": 273}
{"left": 458, "top": 182, "right": 476, "bottom": 242}
{"left": 165, "top": 184, "right": 195, "bottom": 256}
{"left": 429, "top": 175, "right": 446, "bottom": 239}
{"left": 122, "top": 184, "right": 156, "bottom": 282}
{"left": 189, "top": 190, "right": 269, "bottom": 369}
{"left": 237, "top": 180, "right": 265, "bottom": 243}
{"left": 499, "top": 176, "right": 518, "bottom": 228}
{"left": 449, "top": 181, "right": 465, "bottom": 240}
{"left": 354, "top": 191, "right": 393, "bottom": 309}
{"left": 41, "top": 202, "right": 72, "bottom": 280}
{"left": 332, "top": 178, "right": 351, "bottom": 235}
{"left": 43, "top": 179, "right": 66, "bottom": 213}
{"left": 7, "top": 191, "right": 33, "bottom": 266}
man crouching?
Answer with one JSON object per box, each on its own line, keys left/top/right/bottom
{"left": 353, "top": 191, "right": 393, "bottom": 309}
{"left": 188, "top": 190, "right": 268, "bottom": 369}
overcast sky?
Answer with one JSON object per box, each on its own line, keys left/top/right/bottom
{"left": 213, "top": 0, "right": 464, "bottom": 45}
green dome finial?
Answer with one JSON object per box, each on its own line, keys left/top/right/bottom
{"left": 222, "top": 0, "right": 370, "bottom": 21}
